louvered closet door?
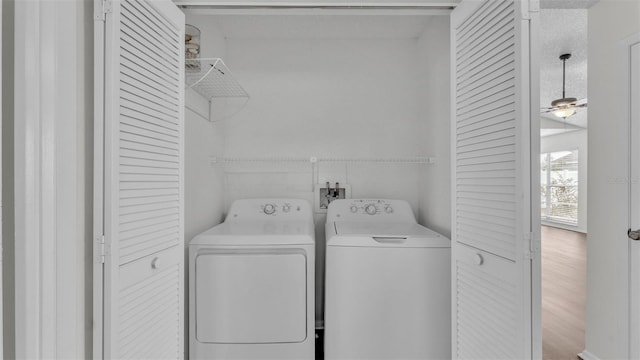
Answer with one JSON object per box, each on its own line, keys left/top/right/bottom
{"left": 100, "top": 1, "right": 185, "bottom": 358}
{"left": 451, "top": 0, "right": 538, "bottom": 358}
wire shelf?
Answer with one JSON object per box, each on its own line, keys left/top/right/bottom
{"left": 186, "top": 58, "right": 249, "bottom": 99}
{"left": 210, "top": 156, "right": 436, "bottom": 165}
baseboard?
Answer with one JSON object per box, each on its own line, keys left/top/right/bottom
{"left": 578, "top": 350, "right": 600, "bottom": 360}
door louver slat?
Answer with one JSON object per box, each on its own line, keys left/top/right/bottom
{"left": 121, "top": 60, "right": 179, "bottom": 96}
{"left": 457, "top": 106, "right": 515, "bottom": 130}
{"left": 457, "top": 53, "right": 515, "bottom": 92}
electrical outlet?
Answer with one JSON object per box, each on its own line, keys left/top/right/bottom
{"left": 314, "top": 183, "right": 351, "bottom": 213}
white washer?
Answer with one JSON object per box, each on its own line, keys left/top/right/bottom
{"left": 324, "top": 199, "right": 451, "bottom": 359}
{"left": 189, "top": 199, "right": 315, "bottom": 359}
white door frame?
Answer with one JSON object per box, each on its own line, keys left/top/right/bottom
{"left": 529, "top": 4, "right": 542, "bottom": 358}
{"left": 13, "top": 1, "right": 80, "bottom": 357}
{"left": 0, "top": 0, "right": 4, "bottom": 355}
{"left": 622, "top": 31, "right": 640, "bottom": 360}
{"left": 14, "top": 1, "right": 52, "bottom": 355}
{"left": 93, "top": 0, "right": 106, "bottom": 357}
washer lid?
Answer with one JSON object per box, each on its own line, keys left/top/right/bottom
{"left": 329, "top": 221, "right": 450, "bottom": 248}
{"left": 190, "top": 221, "right": 315, "bottom": 246}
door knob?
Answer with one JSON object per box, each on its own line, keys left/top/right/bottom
{"left": 474, "top": 253, "right": 484, "bottom": 265}
{"left": 628, "top": 228, "right": 640, "bottom": 241}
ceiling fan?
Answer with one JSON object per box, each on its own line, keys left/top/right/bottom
{"left": 541, "top": 53, "right": 587, "bottom": 119}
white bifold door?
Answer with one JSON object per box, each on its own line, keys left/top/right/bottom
{"left": 94, "top": 0, "right": 185, "bottom": 358}
{"left": 451, "top": 0, "right": 540, "bottom": 358}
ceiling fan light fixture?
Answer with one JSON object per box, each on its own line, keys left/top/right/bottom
{"left": 550, "top": 97, "right": 578, "bottom": 118}
{"left": 552, "top": 107, "right": 576, "bottom": 118}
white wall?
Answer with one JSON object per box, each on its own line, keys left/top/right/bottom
{"left": 417, "top": 16, "right": 451, "bottom": 238}
{"left": 185, "top": 91, "right": 226, "bottom": 242}
{"left": 541, "top": 129, "right": 588, "bottom": 233}
{"left": 586, "top": 1, "right": 640, "bottom": 358}
{"left": 78, "top": 1, "right": 93, "bottom": 357}
{"left": 224, "top": 39, "right": 425, "bottom": 158}
{"left": 9, "top": 0, "right": 93, "bottom": 357}
{"left": 184, "top": 16, "right": 228, "bottom": 243}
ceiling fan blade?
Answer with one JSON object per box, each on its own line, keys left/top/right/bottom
{"left": 540, "top": 108, "right": 555, "bottom": 114}
{"left": 575, "top": 98, "right": 588, "bottom": 105}
{"left": 575, "top": 103, "right": 588, "bottom": 108}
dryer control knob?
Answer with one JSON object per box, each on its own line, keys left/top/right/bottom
{"left": 263, "top": 204, "right": 276, "bottom": 215}
{"left": 385, "top": 206, "right": 394, "bottom": 214}
{"left": 350, "top": 205, "right": 358, "bottom": 213}
{"left": 365, "top": 204, "right": 377, "bottom": 215}
{"left": 282, "top": 204, "right": 291, "bottom": 212}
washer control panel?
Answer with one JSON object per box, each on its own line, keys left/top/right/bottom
{"left": 346, "top": 200, "right": 394, "bottom": 216}
{"left": 327, "top": 199, "right": 416, "bottom": 222}
{"left": 226, "top": 199, "right": 312, "bottom": 221}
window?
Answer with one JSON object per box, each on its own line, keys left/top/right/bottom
{"left": 541, "top": 150, "right": 579, "bottom": 225}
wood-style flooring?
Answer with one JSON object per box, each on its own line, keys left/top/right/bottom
{"left": 542, "top": 225, "right": 587, "bottom": 360}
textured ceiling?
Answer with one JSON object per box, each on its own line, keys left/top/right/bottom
{"left": 540, "top": 8, "right": 588, "bottom": 130}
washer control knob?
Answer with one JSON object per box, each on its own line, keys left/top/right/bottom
{"left": 282, "top": 204, "right": 291, "bottom": 213}
{"left": 350, "top": 205, "right": 358, "bottom": 213}
{"left": 385, "top": 206, "right": 394, "bottom": 214}
{"left": 365, "top": 204, "right": 377, "bottom": 215}
{"left": 263, "top": 204, "right": 276, "bottom": 215}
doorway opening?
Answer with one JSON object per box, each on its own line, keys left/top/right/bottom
{"left": 539, "top": 7, "right": 589, "bottom": 360}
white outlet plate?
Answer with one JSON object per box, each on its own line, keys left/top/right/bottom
{"left": 314, "top": 183, "right": 351, "bottom": 213}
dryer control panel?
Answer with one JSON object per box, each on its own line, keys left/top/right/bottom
{"left": 226, "top": 198, "right": 313, "bottom": 221}
{"left": 326, "top": 199, "right": 417, "bottom": 223}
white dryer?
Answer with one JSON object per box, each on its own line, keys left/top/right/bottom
{"left": 189, "top": 199, "right": 315, "bottom": 359}
{"left": 324, "top": 199, "right": 451, "bottom": 360}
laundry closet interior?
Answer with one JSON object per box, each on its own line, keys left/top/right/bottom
{"left": 179, "top": 5, "right": 452, "bottom": 328}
